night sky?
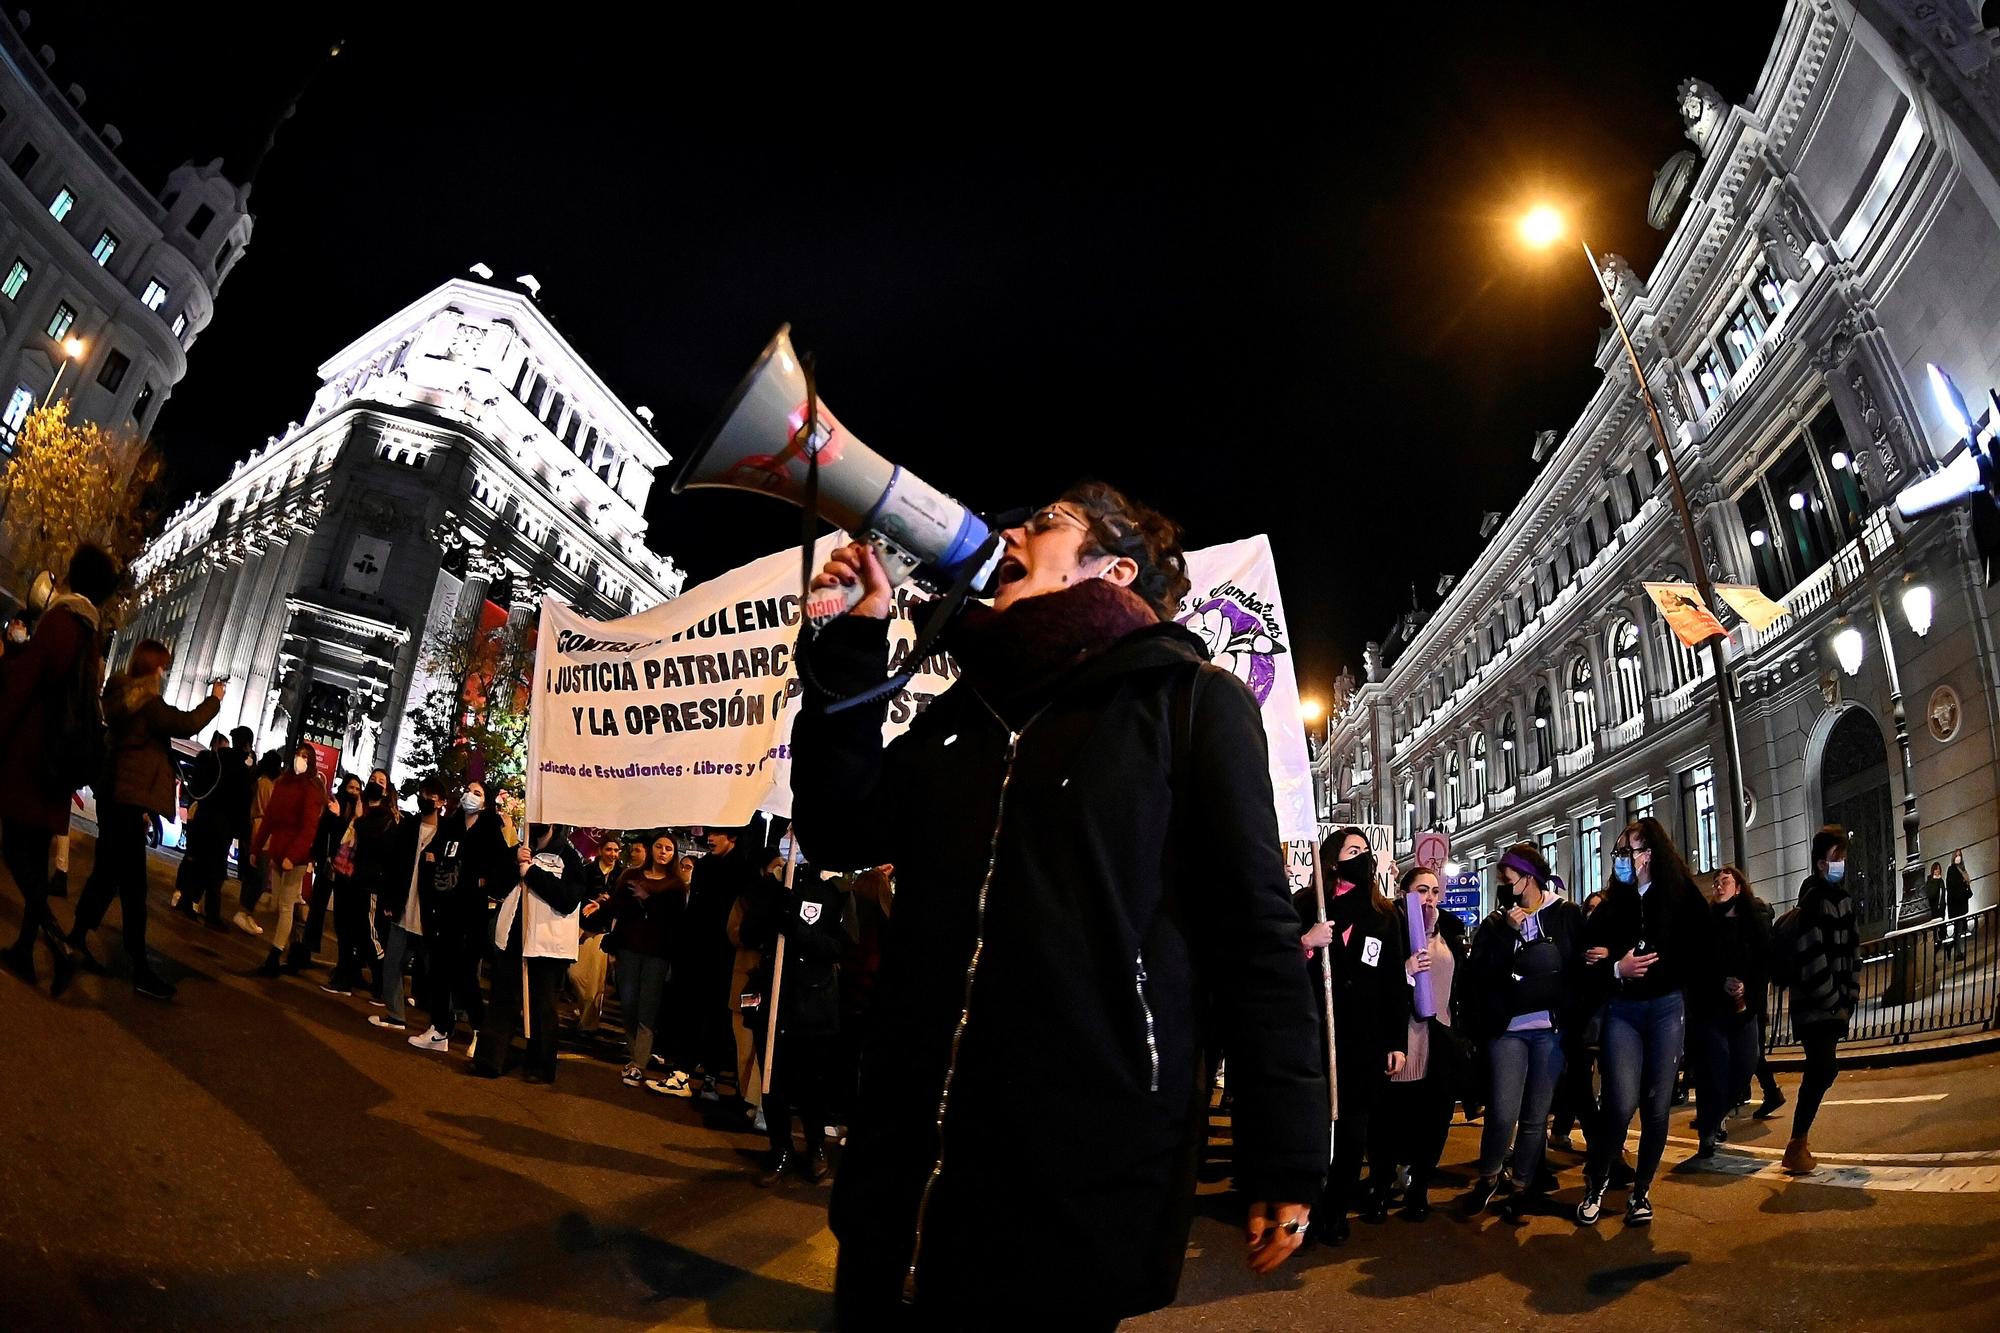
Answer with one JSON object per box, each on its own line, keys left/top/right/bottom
{"left": 51, "top": 3, "right": 1779, "bottom": 703}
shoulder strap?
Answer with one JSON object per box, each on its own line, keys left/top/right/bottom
{"left": 1168, "top": 661, "right": 1208, "bottom": 806}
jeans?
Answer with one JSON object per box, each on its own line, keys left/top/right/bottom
{"left": 1478, "top": 1027, "right": 1565, "bottom": 1188}
{"left": 1693, "top": 1012, "right": 1761, "bottom": 1135}
{"left": 1589, "top": 991, "right": 1685, "bottom": 1193}
{"left": 618, "top": 950, "right": 671, "bottom": 1069}
{"left": 382, "top": 923, "right": 419, "bottom": 1022}
{"left": 71, "top": 801, "right": 154, "bottom": 972}
{"left": 1792, "top": 1020, "right": 1845, "bottom": 1139}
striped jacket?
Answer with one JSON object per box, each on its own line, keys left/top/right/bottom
{"left": 1791, "top": 874, "right": 1859, "bottom": 1028}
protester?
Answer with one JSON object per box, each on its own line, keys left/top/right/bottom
{"left": 1548, "top": 886, "right": 1608, "bottom": 1158}
{"left": 1298, "top": 826, "right": 1408, "bottom": 1239}
{"left": 684, "top": 825, "right": 758, "bottom": 1100}
{"left": 325, "top": 784, "right": 395, "bottom": 996}
{"left": 1463, "top": 843, "right": 1584, "bottom": 1220}
{"left": 796, "top": 489, "right": 1324, "bottom": 1329}
{"left": 836, "top": 863, "right": 894, "bottom": 1126}
{"left": 0, "top": 544, "right": 121, "bottom": 997}
{"left": 67, "top": 641, "right": 224, "bottom": 1000}
{"left": 407, "top": 779, "right": 510, "bottom": 1054}
{"left": 473, "top": 822, "right": 583, "bottom": 1083}
{"left": 1576, "top": 817, "right": 1713, "bottom": 1227}
{"left": 740, "top": 857, "right": 847, "bottom": 1185}
{"left": 569, "top": 835, "right": 623, "bottom": 1037}
{"left": 1779, "top": 825, "right": 1861, "bottom": 1175}
{"left": 727, "top": 856, "right": 776, "bottom": 1131}
{"left": 1691, "top": 864, "right": 1771, "bottom": 1157}
{"left": 609, "top": 833, "right": 685, "bottom": 1089}
{"left": 305, "top": 784, "right": 361, "bottom": 978}
{"left": 238, "top": 748, "right": 284, "bottom": 931}
{"left": 249, "top": 742, "right": 326, "bottom": 977}
{"left": 171, "top": 730, "right": 232, "bottom": 924}
{"left": 1947, "top": 849, "right": 1973, "bottom": 956}
{"left": 1380, "top": 864, "right": 1469, "bottom": 1220}
{"left": 369, "top": 776, "right": 448, "bottom": 1033}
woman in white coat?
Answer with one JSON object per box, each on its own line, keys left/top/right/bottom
{"left": 473, "top": 822, "right": 584, "bottom": 1084}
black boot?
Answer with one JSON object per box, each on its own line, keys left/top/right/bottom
{"left": 1400, "top": 1172, "right": 1432, "bottom": 1220}
{"left": 66, "top": 930, "right": 110, "bottom": 976}
{"left": 254, "top": 947, "right": 283, "bottom": 977}
{"left": 41, "top": 924, "right": 74, "bottom": 999}
{"left": 757, "top": 1150, "right": 793, "bottom": 1188}
{"left": 282, "top": 942, "right": 309, "bottom": 975}
{"left": 1360, "top": 1180, "right": 1390, "bottom": 1224}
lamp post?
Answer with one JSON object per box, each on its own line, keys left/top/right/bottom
{"left": 41, "top": 336, "right": 85, "bottom": 408}
{"left": 1518, "top": 206, "right": 1750, "bottom": 868}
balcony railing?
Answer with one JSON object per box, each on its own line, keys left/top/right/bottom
{"left": 1599, "top": 712, "right": 1645, "bottom": 754}
{"left": 1736, "top": 509, "right": 1896, "bottom": 658}
{"left": 1765, "top": 905, "right": 1998, "bottom": 1053}
{"left": 1519, "top": 766, "right": 1553, "bottom": 798}
{"left": 1556, "top": 742, "right": 1596, "bottom": 779}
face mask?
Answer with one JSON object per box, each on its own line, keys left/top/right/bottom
{"left": 1612, "top": 854, "right": 1635, "bottom": 886}
{"left": 461, "top": 793, "right": 484, "bottom": 813}
{"left": 1825, "top": 859, "right": 1846, "bottom": 884}
{"left": 292, "top": 756, "right": 309, "bottom": 775}
{"left": 1336, "top": 852, "right": 1374, "bottom": 887}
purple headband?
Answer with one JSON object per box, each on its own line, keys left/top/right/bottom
{"left": 1500, "top": 851, "right": 1564, "bottom": 894}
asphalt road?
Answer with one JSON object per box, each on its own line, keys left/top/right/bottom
{"left": 3, "top": 837, "right": 1999, "bottom": 1331}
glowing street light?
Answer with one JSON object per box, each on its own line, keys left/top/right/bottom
{"left": 1299, "top": 698, "right": 1324, "bottom": 724}
{"left": 42, "top": 335, "right": 86, "bottom": 407}
{"left": 1901, "top": 580, "right": 1934, "bottom": 637}
{"left": 1519, "top": 204, "right": 1565, "bottom": 249}
{"left": 1832, "top": 624, "right": 1865, "bottom": 676}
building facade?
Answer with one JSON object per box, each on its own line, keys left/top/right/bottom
{"left": 0, "top": 11, "right": 249, "bottom": 448}
{"left": 121, "top": 274, "right": 686, "bottom": 785}
{"left": 1315, "top": 0, "right": 2000, "bottom": 938}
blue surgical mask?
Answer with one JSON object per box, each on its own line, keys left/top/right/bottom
{"left": 1612, "top": 854, "right": 1635, "bottom": 885}
{"left": 1824, "top": 859, "right": 1846, "bottom": 884}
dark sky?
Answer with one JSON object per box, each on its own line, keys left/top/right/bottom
{"left": 50, "top": 3, "right": 1779, "bottom": 704}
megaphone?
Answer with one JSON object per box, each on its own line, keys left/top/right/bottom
{"left": 671, "top": 326, "right": 1004, "bottom": 619}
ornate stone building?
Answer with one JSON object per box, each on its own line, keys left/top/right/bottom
{"left": 1315, "top": 0, "right": 2000, "bottom": 936}
{"left": 0, "top": 10, "right": 249, "bottom": 449}
{"left": 121, "top": 273, "right": 685, "bottom": 784}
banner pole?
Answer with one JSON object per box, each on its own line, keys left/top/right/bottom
{"left": 760, "top": 837, "right": 800, "bottom": 1098}
{"left": 1309, "top": 839, "right": 1338, "bottom": 1136}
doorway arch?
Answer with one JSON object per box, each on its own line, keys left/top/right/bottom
{"left": 1811, "top": 704, "right": 1895, "bottom": 938}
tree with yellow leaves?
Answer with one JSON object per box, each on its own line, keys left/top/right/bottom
{"left": 0, "top": 399, "right": 163, "bottom": 598}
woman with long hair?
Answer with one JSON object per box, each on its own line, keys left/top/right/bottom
{"left": 1575, "top": 816, "right": 1715, "bottom": 1226}
{"left": 610, "top": 832, "right": 688, "bottom": 1092}
{"left": 1298, "top": 826, "right": 1409, "bottom": 1241}
{"left": 1462, "top": 842, "right": 1585, "bottom": 1220}
{"left": 1380, "top": 864, "right": 1469, "bottom": 1219}
{"left": 1691, "top": 864, "right": 1772, "bottom": 1157}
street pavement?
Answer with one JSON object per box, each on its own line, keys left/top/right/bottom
{"left": 3, "top": 838, "right": 2000, "bottom": 1331}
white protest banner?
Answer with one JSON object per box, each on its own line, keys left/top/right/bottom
{"left": 526, "top": 533, "right": 960, "bottom": 830}
{"left": 1176, "top": 534, "right": 1317, "bottom": 843}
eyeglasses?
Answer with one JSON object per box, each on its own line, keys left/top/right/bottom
{"left": 1617, "top": 844, "right": 1650, "bottom": 855}
{"left": 1022, "top": 505, "right": 1090, "bottom": 537}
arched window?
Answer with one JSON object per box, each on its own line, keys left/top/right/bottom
{"left": 1532, "top": 687, "right": 1553, "bottom": 769}
{"left": 1424, "top": 765, "right": 1439, "bottom": 828}
{"left": 1470, "top": 733, "right": 1489, "bottom": 803}
{"left": 1499, "top": 713, "right": 1519, "bottom": 787}
{"left": 1446, "top": 751, "right": 1462, "bottom": 811}
{"left": 1606, "top": 617, "right": 1645, "bottom": 723}
{"left": 1569, "top": 656, "right": 1597, "bottom": 743}
{"left": 1400, "top": 778, "right": 1416, "bottom": 842}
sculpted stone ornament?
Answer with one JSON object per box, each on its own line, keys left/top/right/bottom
{"left": 1677, "top": 78, "right": 1727, "bottom": 155}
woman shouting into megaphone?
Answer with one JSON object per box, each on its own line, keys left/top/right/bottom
{"left": 794, "top": 483, "right": 1326, "bottom": 1330}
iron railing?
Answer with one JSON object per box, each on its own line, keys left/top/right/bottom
{"left": 1765, "top": 904, "right": 1999, "bottom": 1051}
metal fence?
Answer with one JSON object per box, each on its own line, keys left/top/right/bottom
{"left": 1765, "top": 904, "right": 2000, "bottom": 1051}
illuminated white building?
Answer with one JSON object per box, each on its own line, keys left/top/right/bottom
{"left": 122, "top": 273, "right": 685, "bottom": 783}
{"left": 1316, "top": 0, "right": 2000, "bottom": 935}
{"left": 0, "top": 11, "right": 248, "bottom": 449}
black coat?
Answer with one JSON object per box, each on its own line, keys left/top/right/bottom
{"left": 1948, "top": 863, "right": 1973, "bottom": 916}
{"left": 1294, "top": 884, "right": 1410, "bottom": 1101}
{"left": 793, "top": 616, "right": 1324, "bottom": 1321}
{"left": 1704, "top": 895, "right": 1774, "bottom": 1022}
{"left": 1463, "top": 896, "right": 1588, "bottom": 1040}
{"left": 739, "top": 867, "right": 846, "bottom": 1037}
{"left": 432, "top": 810, "right": 514, "bottom": 938}
{"left": 1585, "top": 875, "right": 1717, "bottom": 1004}
{"left": 377, "top": 815, "right": 445, "bottom": 932}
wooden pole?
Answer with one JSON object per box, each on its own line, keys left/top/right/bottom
{"left": 760, "top": 837, "right": 800, "bottom": 1098}
{"left": 1309, "top": 840, "right": 1338, "bottom": 1130}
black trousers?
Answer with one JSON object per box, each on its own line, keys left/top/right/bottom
{"left": 175, "top": 816, "right": 230, "bottom": 919}
{"left": 1549, "top": 1037, "right": 1599, "bottom": 1144}
{"left": 327, "top": 873, "right": 372, "bottom": 983}
{"left": 1326, "top": 1067, "right": 1382, "bottom": 1216}
{"left": 423, "top": 927, "right": 486, "bottom": 1036}
{"left": 237, "top": 846, "right": 263, "bottom": 912}
{"left": 477, "top": 952, "right": 566, "bottom": 1080}
{"left": 1378, "top": 1075, "right": 1456, "bottom": 1190}
{"left": 2, "top": 815, "right": 54, "bottom": 951}
{"left": 73, "top": 802, "right": 152, "bottom": 970}
{"left": 766, "top": 1029, "right": 837, "bottom": 1156}
{"left": 1792, "top": 1020, "right": 1844, "bottom": 1139}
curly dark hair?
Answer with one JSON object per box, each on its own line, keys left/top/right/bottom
{"left": 1057, "top": 481, "right": 1190, "bottom": 619}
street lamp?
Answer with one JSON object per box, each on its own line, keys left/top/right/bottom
{"left": 1299, "top": 698, "right": 1323, "bottom": 725}
{"left": 41, "top": 336, "right": 85, "bottom": 408}
{"left": 1832, "top": 623, "right": 1864, "bottom": 676}
{"left": 1901, "top": 579, "right": 1934, "bottom": 637}
{"left": 1517, "top": 203, "right": 1751, "bottom": 866}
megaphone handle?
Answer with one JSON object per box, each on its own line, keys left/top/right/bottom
{"left": 804, "top": 532, "right": 923, "bottom": 625}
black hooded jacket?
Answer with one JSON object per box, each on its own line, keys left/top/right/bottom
{"left": 793, "top": 611, "right": 1324, "bottom": 1321}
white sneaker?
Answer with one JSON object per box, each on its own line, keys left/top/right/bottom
{"left": 407, "top": 1027, "right": 450, "bottom": 1052}
{"left": 369, "top": 1014, "right": 407, "bottom": 1031}
{"left": 646, "top": 1070, "right": 694, "bottom": 1098}
{"left": 233, "top": 911, "right": 264, "bottom": 937}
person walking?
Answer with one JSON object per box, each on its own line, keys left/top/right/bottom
{"left": 1778, "top": 825, "right": 1861, "bottom": 1175}
{"left": 473, "top": 823, "right": 583, "bottom": 1084}
{"left": 368, "top": 776, "right": 447, "bottom": 1033}
{"left": 325, "top": 784, "right": 395, "bottom": 996}
{"left": 1547, "top": 887, "right": 1608, "bottom": 1160}
{"left": 235, "top": 748, "right": 283, "bottom": 932}
{"left": 609, "top": 833, "right": 685, "bottom": 1090}
{"left": 796, "top": 492, "right": 1324, "bottom": 1329}
{"left": 726, "top": 857, "right": 776, "bottom": 1131}
{"left": 569, "top": 835, "right": 622, "bottom": 1039}
{"left": 741, "top": 857, "right": 847, "bottom": 1185}
{"left": 1690, "top": 864, "right": 1772, "bottom": 1157}
{"left": 67, "top": 641, "right": 223, "bottom": 999}
{"left": 0, "top": 544, "right": 122, "bottom": 997}
{"left": 303, "top": 784, "right": 361, "bottom": 979}
{"left": 407, "top": 780, "right": 510, "bottom": 1054}
{"left": 1462, "top": 843, "right": 1585, "bottom": 1221}
{"left": 1381, "top": 864, "right": 1470, "bottom": 1220}
{"left": 1575, "top": 817, "right": 1714, "bottom": 1227}
{"left": 248, "top": 743, "right": 325, "bottom": 976}
{"left": 1947, "top": 850, "right": 1973, "bottom": 957}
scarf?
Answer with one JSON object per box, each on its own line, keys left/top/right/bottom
{"left": 943, "top": 579, "right": 1162, "bottom": 724}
